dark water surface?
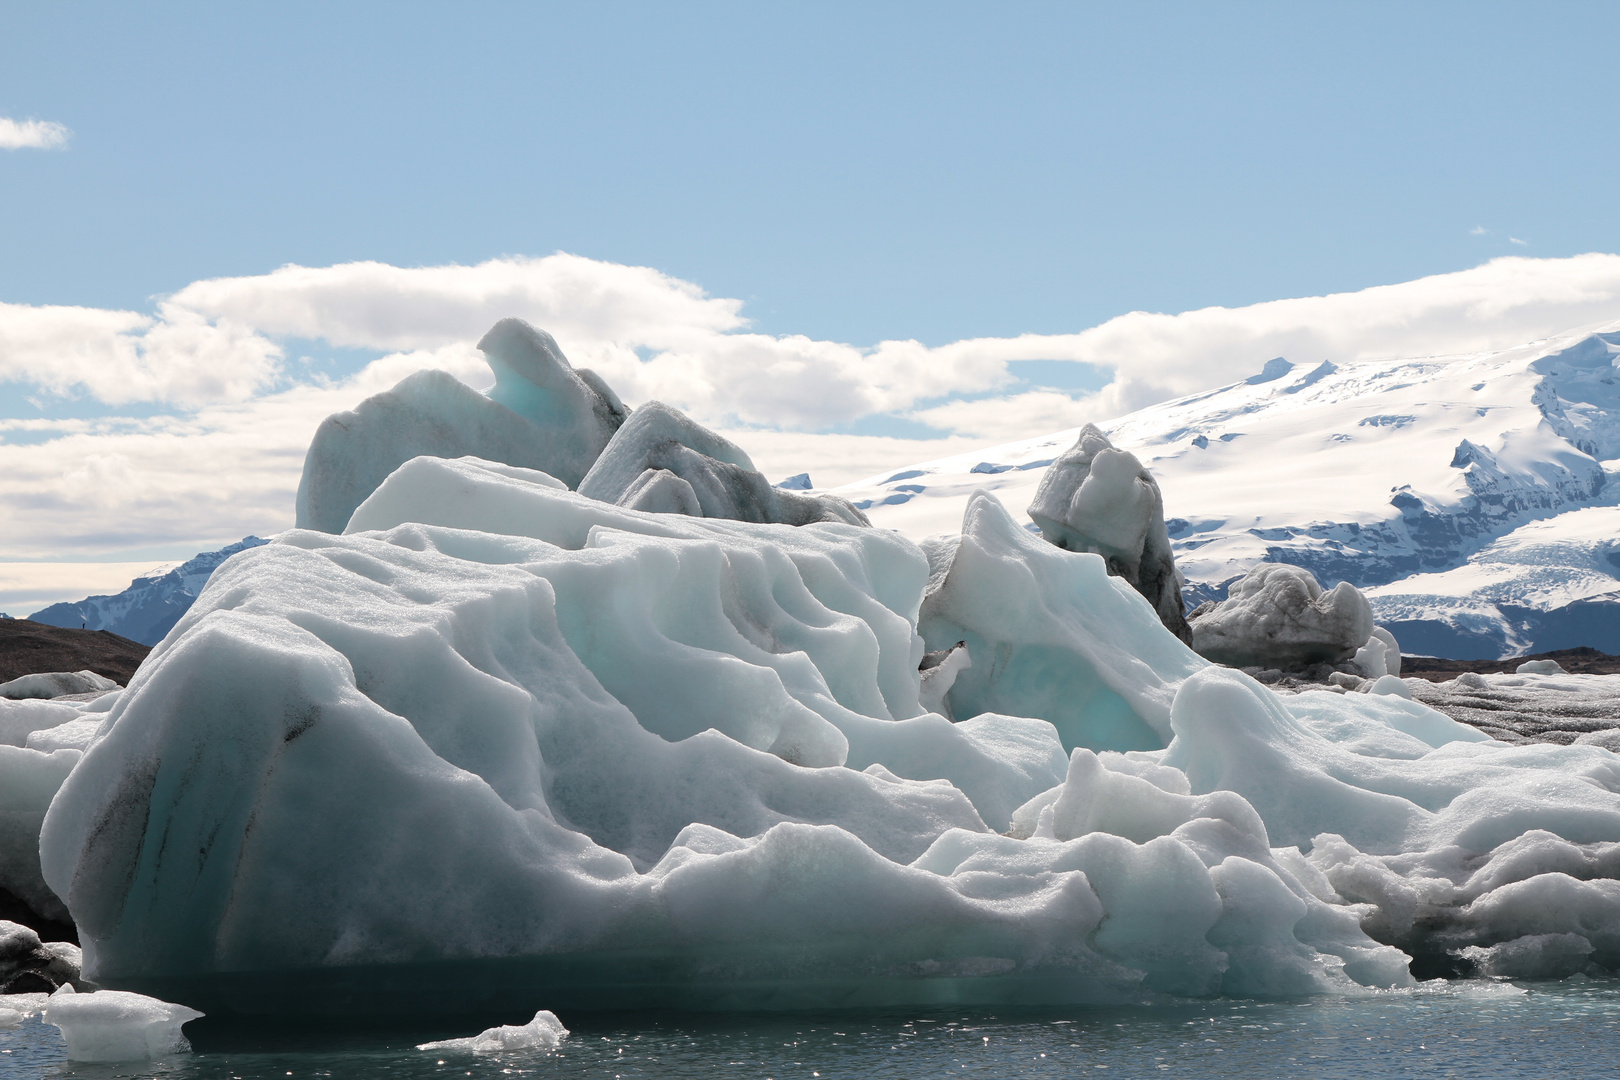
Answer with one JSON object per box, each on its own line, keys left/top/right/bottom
{"left": 7, "top": 979, "right": 1620, "bottom": 1079}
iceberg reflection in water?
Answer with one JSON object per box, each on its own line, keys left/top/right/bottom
{"left": 5, "top": 979, "right": 1620, "bottom": 1079}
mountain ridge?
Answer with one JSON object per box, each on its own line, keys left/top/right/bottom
{"left": 831, "top": 320, "right": 1620, "bottom": 659}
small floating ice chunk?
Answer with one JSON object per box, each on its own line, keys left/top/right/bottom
{"left": 1515, "top": 659, "right": 1567, "bottom": 675}
{"left": 42, "top": 984, "right": 204, "bottom": 1062}
{"left": 0, "top": 991, "right": 47, "bottom": 1029}
{"left": 417, "top": 1009, "right": 569, "bottom": 1053}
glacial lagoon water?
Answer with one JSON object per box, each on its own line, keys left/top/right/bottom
{"left": 7, "top": 978, "right": 1620, "bottom": 1080}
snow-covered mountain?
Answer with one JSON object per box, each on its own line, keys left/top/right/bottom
{"left": 830, "top": 321, "right": 1620, "bottom": 659}
{"left": 28, "top": 537, "right": 270, "bottom": 645}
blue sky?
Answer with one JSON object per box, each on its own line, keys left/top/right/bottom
{"left": 6, "top": 2, "right": 1620, "bottom": 610}
{"left": 5, "top": 2, "right": 1619, "bottom": 345}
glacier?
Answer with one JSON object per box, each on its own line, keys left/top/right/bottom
{"left": 831, "top": 321, "right": 1620, "bottom": 660}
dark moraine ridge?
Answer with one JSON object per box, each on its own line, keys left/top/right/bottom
{"left": 0, "top": 618, "right": 150, "bottom": 685}
{"left": 1402, "top": 646, "right": 1620, "bottom": 682}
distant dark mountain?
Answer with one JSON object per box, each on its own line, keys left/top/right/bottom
{"left": 28, "top": 536, "right": 270, "bottom": 646}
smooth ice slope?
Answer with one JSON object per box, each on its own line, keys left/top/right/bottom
{"left": 296, "top": 319, "right": 627, "bottom": 532}
{"left": 578, "top": 402, "right": 869, "bottom": 526}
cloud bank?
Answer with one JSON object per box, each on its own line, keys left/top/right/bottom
{"left": 0, "top": 117, "right": 71, "bottom": 150}
{"left": 3, "top": 251, "right": 1620, "bottom": 607}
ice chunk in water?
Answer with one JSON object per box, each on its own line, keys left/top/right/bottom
{"left": 42, "top": 984, "right": 203, "bottom": 1061}
{"left": 418, "top": 1009, "right": 569, "bottom": 1053}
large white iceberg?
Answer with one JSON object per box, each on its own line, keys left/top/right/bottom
{"left": 30, "top": 455, "right": 1620, "bottom": 1012}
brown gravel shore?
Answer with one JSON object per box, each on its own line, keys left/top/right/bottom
{"left": 0, "top": 619, "right": 150, "bottom": 686}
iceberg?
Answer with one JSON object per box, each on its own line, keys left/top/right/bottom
{"left": 1, "top": 919, "right": 80, "bottom": 992}
{"left": 27, "top": 449, "right": 1620, "bottom": 1015}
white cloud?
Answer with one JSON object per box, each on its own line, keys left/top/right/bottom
{"left": 4, "top": 250, "right": 1620, "bottom": 585}
{"left": 0, "top": 117, "right": 71, "bottom": 150}
{"left": 1510, "top": 237, "right": 1529, "bottom": 246}
{"left": 0, "top": 300, "right": 282, "bottom": 405}
{"left": 1470, "top": 225, "right": 1489, "bottom": 235}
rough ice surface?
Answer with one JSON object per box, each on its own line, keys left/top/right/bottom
{"left": 42, "top": 983, "right": 203, "bottom": 1062}
{"left": 1407, "top": 670, "right": 1620, "bottom": 746}
{"left": 1188, "top": 563, "right": 1374, "bottom": 670}
{"left": 417, "top": 1009, "right": 568, "bottom": 1053}
{"left": 296, "top": 319, "right": 626, "bottom": 532}
{"left": 27, "top": 451, "right": 1620, "bottom": 1013}
{"left": 578, "top": 401, "right": 869, "bottom": 527}
{"left": 0, "top": 670, "right": 118, "bottom": 701}
{"left": 1027, "top": 424, "right": 1190, "bottom": 642}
